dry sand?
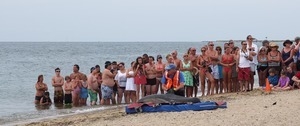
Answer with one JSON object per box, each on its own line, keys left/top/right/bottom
{"left": 22, "top": 89, "right": 300, "bottom": 126}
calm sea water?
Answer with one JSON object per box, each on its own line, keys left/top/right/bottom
{"left": 0, "top": 42, "right": 263, "bottom": 124}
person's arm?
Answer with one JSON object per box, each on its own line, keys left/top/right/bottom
{"left": 106, "top": 70, "right": 117, "bottom": 78}
{"left": 236, "top": 50, "right": 240, "bottom": 72}
{"left": 51, "top": 77, "right": 57, "bottom": 87}
{"left": 40, "top": 97, "right": 45, "bottom": 105}
{"left": 294, "top": 42, "right": 300, "bottom": 52}
{"left": 284, "top": 78, "right": 290, "bottom": 88}
{"left": 175, "top": 72, "right": 185, "bottom": 91}
{"left": 292, "top": 76, "right": 300, "bottom": 83}
{"left": 161, "top": 75, "right": 167, "bottom": 91}
{"left": 284, "top": 49, "right": 294, "bottom": 63}
{"left": 179, "top": 61, "right": 186, "bottom": 71}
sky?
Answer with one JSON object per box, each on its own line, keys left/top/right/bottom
{"left": 0, "top": 0, "right": 299, "bottom": 42}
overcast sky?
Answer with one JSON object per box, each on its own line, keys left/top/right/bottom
{"left": 0, "top": 0, "right": 299, "bottom": 42}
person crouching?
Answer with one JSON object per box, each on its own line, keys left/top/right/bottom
{"left": 161, "top": 64, "right": 185, "bottom": 96}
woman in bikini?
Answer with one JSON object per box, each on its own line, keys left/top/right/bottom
{"left": 257, "top": 47, "right": 268, "bottom": 87}
{"left": 35, "top": 75, "right": 48, "bottom": 104}
{"left": 215, "top": 46, "right": 223, "bottom": 94}
{"left": 133, "top": 57, "right": 147, "bottom": 100}
{"left": 188, "top": 47, "right": 199, "bottom": 97}
{"left": 220, "top": 47, "right": 235, "bottom": 93}
{"left": 198, "top": 47, "right": 215, "bottom": 96}
{"left": 155, "top": 55, "right": 165, "bottom": 94}
{"left": 281, "top": 40, "right": 294, "bottom": 70}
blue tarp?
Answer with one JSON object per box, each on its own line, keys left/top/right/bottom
{"left": 126, "top": 101, "right": 227, "bottom": 114}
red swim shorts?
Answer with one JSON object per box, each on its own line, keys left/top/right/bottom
{"left": 238, "top": 67, "right": 250, "bottom": 81}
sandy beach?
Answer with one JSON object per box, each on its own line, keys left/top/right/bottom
{"left": 21, "top": 89, "right": 300, "bottom": 126}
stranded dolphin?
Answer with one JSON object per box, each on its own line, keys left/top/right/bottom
{"left": 138, "top": 93, "right": 200, "bottom": 104}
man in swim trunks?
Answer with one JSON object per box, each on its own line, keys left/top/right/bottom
{"left": 51, "top": 68, "right": 64, "bottom": 104}
{"left": 101, "top": 61, "right": 117, "bottom": 105}
{"left": 161, "top": 64, "right": 185, "bottom": 96}
{"left": 88, "top": 67, "right": 99, "bottom": 106}
{"left": 95, "top": 65, "right": 102, "bottom": 104}
{"left": 145, "top": 56, "right": 157, "bottom": 95}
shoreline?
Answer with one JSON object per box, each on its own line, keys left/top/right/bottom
{"left": 19, "top": 89, "right": 300, "bottom": 126}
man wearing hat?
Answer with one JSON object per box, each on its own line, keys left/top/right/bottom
{"left": 161, "top": 64, "right": 185, "bottom": 96}
{"left": 294, "top": 37, "right": 300, "bottom": 71}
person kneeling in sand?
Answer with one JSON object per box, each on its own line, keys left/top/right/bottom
{"left": 273, "top": 71, "right": 291, "bottom": 91}
{"left": 161, "top": 64, "right": 185, "bottom": 96}
{"left": 267, "top": 68, "right": 279, "bottom": 87}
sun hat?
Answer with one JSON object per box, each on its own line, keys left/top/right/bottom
{"left": 269, "top": 42, "right": 279, "bottom": 47}
{"left": 283, "top": 40, "right": 293, "bottom": 46}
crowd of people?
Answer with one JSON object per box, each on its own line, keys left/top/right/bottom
{"left": 34, "top": 35, "right": 300, "bottom": 107}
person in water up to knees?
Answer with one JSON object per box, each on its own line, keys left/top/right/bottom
{"left": 161, "top": 64, "right": 185, "bottom": 96}
{"left": 51, "top": 68, "right": 64, "bottom": 104}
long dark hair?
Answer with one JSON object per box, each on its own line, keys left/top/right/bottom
{"left": 37, "top": 75, "right": 43, "bottom": 83}
{"left": 133, "top": 57, "right": 143, "bottom": 70}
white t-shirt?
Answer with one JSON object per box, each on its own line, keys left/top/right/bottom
{"left": 247, "top": 42, "right": 258, "bottom": 64}
{"left": 239, "top": 49, "right": 251, "bottom": 68}
{"left": 114, "top": 70, "right": 127, "bottom": 87}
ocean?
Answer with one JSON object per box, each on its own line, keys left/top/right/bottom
{"left": 0, "top": 42, "right": 263, "bottom": 125}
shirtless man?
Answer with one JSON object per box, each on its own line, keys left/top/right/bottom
{"left": 171, "top": 50, "right": 182, "bottom": 70}
{"left": 51, "top": 68, "right": 64, "bottom": 104}
{"left": 145, "top": 56, "right": 157, "bottom": 95}
{"left": 70, "top": 64, "right": 84, "bottom": 80}
{"left": 188, "top": 47, "right": 200, "bottom": 97}
{"left": 101, "top": 61, "right": 117, "bottom": 105}
{"left": 35, "top": 75, "right": 48, "bottom": 104}
{"left": 95, "top": 65, "right": 102, "bottom": 103}
{"left": 206, "top": 42, "right": 219, "bottom": 61}
{"left": 88, "top": 67, "right": 99, "bottom": 106}
{"left": 155, "top": 55, "right": 165, "bottom": 94}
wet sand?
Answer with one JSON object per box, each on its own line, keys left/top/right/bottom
{"left": 22, "top": 89, "right": 300, "bottom": 126}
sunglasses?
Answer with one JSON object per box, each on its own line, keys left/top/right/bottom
{"left": 201, "top": 50, "right": 206, "bottom": 52}
{"left": 56, "top": 71, "right": 60, "bottom": 72}
{"left": 210, "top": 44, "right": 214, "bottom": 46}
{"left": 183, "top": 55, "right": 188, "bottom": 57}
{"left": 242, "top": 44, "right": 247, "bottom": 45}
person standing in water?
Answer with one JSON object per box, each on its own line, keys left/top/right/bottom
{"left": 51, "top": 68, "right": 64, "bottom": 104}
{"left": 35, "top": 75, "right": 48, "bottom": 104}
{"left": 155, "top": 55, "right": 165, "bottom": 94}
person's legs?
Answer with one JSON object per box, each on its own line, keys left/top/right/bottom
{"left": 145, "top": 85, "right": 151, "bottom": 96}
{"left": 222, "top": 70, "right": 228, "bottom": 93}
{"left": 141, "top": 85, "right": 145, "bottom": 98}
{"left": 151, "top": 85, "right": 156, "bottom": 95}
{"left": 136, "top": 84, "right": 140, "bottom": 101}
{"left": 117, "top": 87, "right": 124, "bottom": 104}
{"left": 215, "top": 79, "right": 219, "bottom": 94}
{"left": 199, "top": 72, "right": 206, "bottom": 96}
{"left": 219, "top": 78, "right": 223, "bottom": 93}
{"left": 206, "top": 73, "right": 215, "bottom": 95}
{"left": 227, "top": 71, "right": 232, "bottom": 93}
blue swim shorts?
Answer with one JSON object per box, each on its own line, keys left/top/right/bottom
{"left": 101, "top": 85, "right": 113, "bottom": 100}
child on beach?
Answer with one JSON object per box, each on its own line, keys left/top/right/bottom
{"left": 267, "top": 68, "right": 279, "bottom": 87}
{"left": 210, "top": 59, "right": 220, "bottom": 94}
{"left": 273, "top": 71, "right": 291, "bottom": 91}
{"left": 80, "top": 74, "right": 88, "bottom": 105}
{"left": 286, "top": 67, "right": 295, "bottom": 88}
{"left": 40, "top": 91, "right": 52, "bottom": 105}
{"left": 64, "top": 76, "right": 73, "bottom": 105}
